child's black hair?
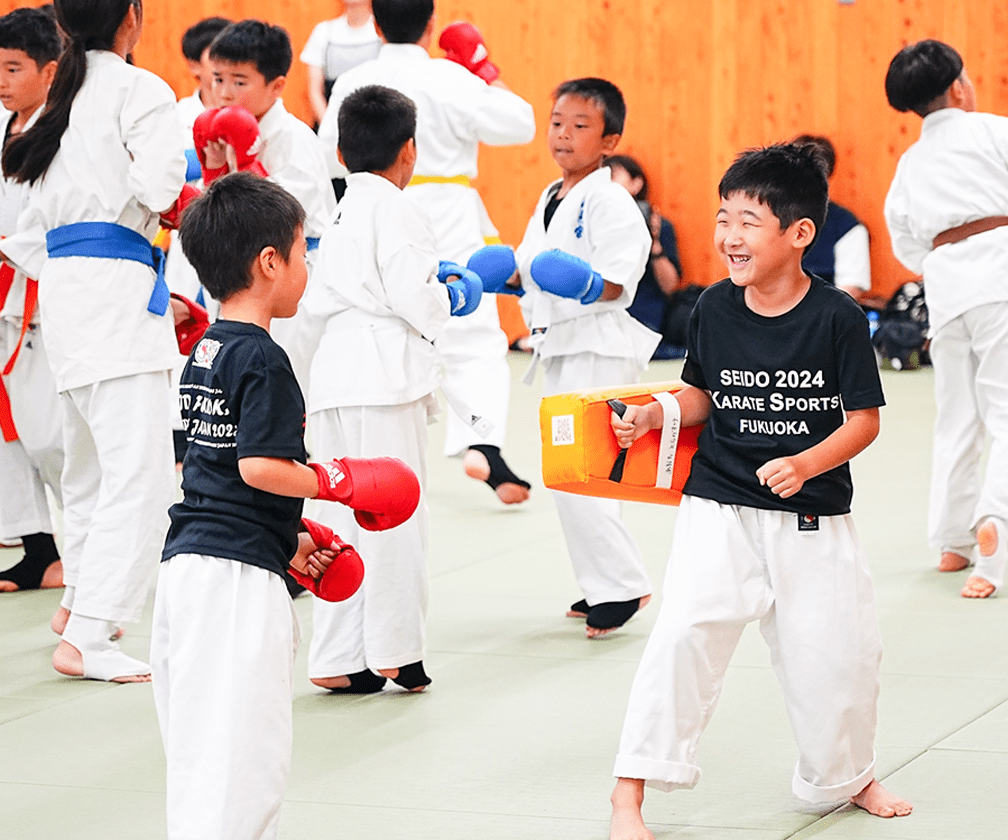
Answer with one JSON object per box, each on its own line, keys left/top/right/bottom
{"left": 179, "top": 172, "right": 306, "bottom": 303}
{"left": 181, "top": 17, "right": 231, "bottom": 62}
{"left": 885, "top": 40, "right": 963, "bottom": 117}
{"left": 553, "top": 77, "right": 626, "bottom": 137}
{"left": 2, "top": 0, "right": 135, "bottom": 185}
{"left": 0, "top": 7, "right": 63, "bottom": 68}
{"left": 371, "top": 0, "right": 433, "bottom": 45}
{"left": 604, "top": 154, "right": 648, "bottom": 200}
{"left": 792, "top": 134, "right": 836, "bottom": 178}
{"left": 718, "top": 143, "right": 829, "bottom": 248}
{"left": 209, "top": 20, "right": 292, "bottom": 83}
{"left": 338, "top": 84, "right": 416, "bottom": 174}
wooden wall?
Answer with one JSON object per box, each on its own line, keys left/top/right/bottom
{"left": 5, "top": 0, "right": 1008, "bottom": 299}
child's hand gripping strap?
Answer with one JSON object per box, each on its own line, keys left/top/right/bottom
{"left": 651, "top": 391, "right": 681, "bottom": 490}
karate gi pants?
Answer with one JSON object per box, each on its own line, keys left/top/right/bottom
{"left": 0, "top": 321, "right": 63, "bottom": 537}
{"left": 613, "top": 496, "right": 882, "bottom": 803}
{"left": 60, "top": 371, "right": 174, "bottom": 623}
{"left": 308, "top": 399, "right": 430, "bottom": 676}
{"left": 928, "top": 302, "right": 1008, "bottom": 553}
{"left": 437, "top": 295, "right": 511, "bottom": 455}
{"left": 151, "top": 554, "right": 299, "bottom": 840}
{"left": 542, "top": 351, "right": 651, "bottom": 604}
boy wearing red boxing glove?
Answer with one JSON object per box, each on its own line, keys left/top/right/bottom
{"left": 152, "top": 173, "right": 419, "bottom": 840}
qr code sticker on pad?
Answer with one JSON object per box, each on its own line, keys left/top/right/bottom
{"left": 552, "top": 414, "right": 575, "bottom": 446}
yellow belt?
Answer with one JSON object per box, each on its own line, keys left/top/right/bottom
{"left": 407, "top": 174, "right": 472, "bottom": 188}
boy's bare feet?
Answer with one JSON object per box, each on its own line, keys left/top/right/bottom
{"left": 963, "top": 519, "right": 1002, "bottom": 598}
{"left": 849, "top": 778, "right": 912, "bottom": 817}
{"left": 586, "top": 595, "right": 651, "bottom": 638}
{"left": 938, "top": 551, "right": 970, "bottom": 572}
{"left": 52, "top": 640, "right": 150, "bottom": 683}
{"left": 610, "top": 778, "right": 654, "bottom": 840}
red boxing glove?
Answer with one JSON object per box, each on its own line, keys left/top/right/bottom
{"left": 309, "top": 457, "right": 421, "bottom": 531}
{"left": 210, "top": 106, "right": 269, "bottom": 177}
{"left": 288, "top": 518, "right": 365, "bottom": 602}
{"left": 438, "top": 21, "right": 500, "bottom": 84}
{"left": 192, "top": 108, "right": 227, "bottom": 184}
{"left": 159, "top": 183, "right": 201, "bottom": 231}
{"left": 170, "top": 292, "right": 210, "bottom": 356}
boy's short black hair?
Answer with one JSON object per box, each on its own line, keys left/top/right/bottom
{"left": 604, "top": 154, "right": 648, "bottom": 200}
{"left": 885, "top": 40, "right": 963, "bottom": 117}
{"left": 179, "top": 172, "right": 306, "bottom": 302}
{"left": 792, "top": 134, "right": 836, "bottom": 178}
{"left": 719, "top": 143, "right": 829, "bottom": 248}
{"left": 181, "top": 17, "right": 232, "bottom": 62}
{"left": 0, "top": 7, "right": 63, "bottom": 68}
{"left": 371, "top": 0, "right": 433, "bottom": 44}
{"left": 338, "top": 85, "right": 416, "bottom": 174}
{"left": 209, "top": 20, "right": 292, "bottom": 82}
{"left": 553, "top": 78, "right": 626, "bottom": 136}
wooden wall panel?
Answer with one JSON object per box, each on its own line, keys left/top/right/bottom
{"left": 3, "top": 0, "right": 1007, "bottom": 299}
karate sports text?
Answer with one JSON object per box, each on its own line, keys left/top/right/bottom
{"left": 178, "top": 385, "right": 236, "bottom": 448}
{"left": 712, "top": 368, "right": 841, "bottom": 436}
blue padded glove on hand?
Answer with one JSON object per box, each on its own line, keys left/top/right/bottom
{"left": 467, "top": 244, "right": 523, "bottom": 296}
{"left": 439, "top": 263, "right": 483, "bottom": 316}
{"left": 529, "top": 249, "right": 604, "bottom": 304}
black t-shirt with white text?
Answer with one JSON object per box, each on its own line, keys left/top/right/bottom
{"left": 162, "top": 320, "right": 307, "bottom": 577}
{"left": 681, "top": 276, "right": 885, "bottom": 515}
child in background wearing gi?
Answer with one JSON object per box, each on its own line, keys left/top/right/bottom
{"left": 318, "top": 0, "right": 537, "bottom": 506}
{"left": 509, "top": 78, "right": 658, "bottom": 637}
{"left": 304, "top": 85, "right": 483, "bottom": 693}
{"left": 0, "top": 6, "right": 63, "bottom": 592}
{"left": 153, "top": 171, "right": 416, "bottom": 840}
{"left": 884, "top": 40, "right": 1008, "bottom": 599}
{"left": 0, "top": 0, "right": 189, "bottom": 682}
{"left": 177, "top": 16, "right": 231, "bottom": 130}
{"left": 608, "top": 144, "right": 911, "bottom": 840}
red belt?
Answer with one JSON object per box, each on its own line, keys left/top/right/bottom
{"left": 0, "top": 261, "right": 39, "bottom": 443}
{"left": 932, "top": 215, "right": 1008, "bottom": 249}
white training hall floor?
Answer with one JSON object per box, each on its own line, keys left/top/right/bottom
{"left": 2, "top": 353, "right": 1006, "bottom": 840}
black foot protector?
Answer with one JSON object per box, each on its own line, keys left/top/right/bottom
{"left": 569, "top": 599, "right": 589, "bottom": 616}
{"left": 284, "top": 569, "right": 307, "bottom": 599}
{"left": 326, "top": 669, "right": 388, "bottom": 694}
{"left": 586, "top": 598, "right": 643, "bottom": 631}
{"left": 391, "top": 660, "right": 432, "bottom": 690}
{"left": 468, "top": 445, "right": 531, "bottom": 491}
{"left": 0, "top": 533, "right": 59, "bottom": 590}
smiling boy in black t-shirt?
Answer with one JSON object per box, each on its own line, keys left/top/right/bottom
{"left": 150, "top": 173, "right": 420, "bottom": 840}
{"left": 606, "top": 144, "right": 911, "bottom": 840}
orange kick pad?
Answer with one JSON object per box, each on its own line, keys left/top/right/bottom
{"left": 539, "top": 381, "right": 702, "bottom": 506}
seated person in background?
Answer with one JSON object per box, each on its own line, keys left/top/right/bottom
{"left": 605, "top": 154, "right": 688, "bottom": 359}
{"left": 794, "top": 134, "right": 872, "bottom": 302}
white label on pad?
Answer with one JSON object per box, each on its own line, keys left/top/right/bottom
{"left": 651, "top": 392, "right": 680, "bottom": 489}
{"left": 552, "top": 414, "right": 575, "bottom": 446}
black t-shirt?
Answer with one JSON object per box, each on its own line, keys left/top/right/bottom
{"left": 162, "top": 320, "right": 308, "bottom": 577}
{"left": 681, "top": 276, "right": 885, "bottom": 515}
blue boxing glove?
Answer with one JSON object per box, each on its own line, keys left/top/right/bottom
{"left": 184, "top": 148, "right": 202, "bottom": 182}
{"left": 467, "top": 244, "right": 523, "bottom": 296}
{"left": 529, "top": 249, "right": 604, "bottom": 304}
{"left": 438, "top": 261, "right": 483, "bottom": 316}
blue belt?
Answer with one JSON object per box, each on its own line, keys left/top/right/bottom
{"left": 307, "top": 237, "right": 320, "bottom": 252}
{"left": 46, "top": 221, "right": 170, "bottom": 317}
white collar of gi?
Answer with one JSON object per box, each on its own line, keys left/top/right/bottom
{"left": 377, "top": 43, "right": 430, "bottom": 61}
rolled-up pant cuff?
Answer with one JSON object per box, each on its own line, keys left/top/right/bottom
{"left": 613, "top": 755, "right": 701, "bottom": 793}
{"left": 791, "top": 753, "right": 875, "bottom": 803}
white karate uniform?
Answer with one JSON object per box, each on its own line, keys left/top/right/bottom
{"left": 614, "top": 496, "right": 882, "bottom": 802}
{"left": 1, "top": 51, "right": 185, "bottom": 627}
{"left": 318, "top": 43, "right": 536, "bottom": 453}
{"left": 302, "top": 171, "right": 450, "bottom": 676}
{"left": 0, "top": 106, "right": 62, "bottom": 539}
{"left": 515, "top": 167, "right": 658, "bottom": 605}
{"left": 884, "top": 108, "right": 1008, "bottom": 554}
{"left": 151, "top": 553, "right": 299, "bottom": 840}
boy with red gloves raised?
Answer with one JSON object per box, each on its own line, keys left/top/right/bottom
{"left": 151, "top": 172, "right": 419, "bottom": 840}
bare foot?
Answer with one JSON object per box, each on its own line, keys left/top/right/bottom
{"left": 311, "top": 675, "right": 351, "bottom": 689}
{"left": 938, "top": 551, "right": 970, "bottom": 572}
{"left": 610, "top": 778, "right": 654, "bottom": 840}
{"left": 963, "top": 520, "right": 1000, "bottom": 598}
{"left": 378, "top": 666, "right": 427, "bottom": 692}
{"left": 52, "top": 640, "right": 150, "bottom": 683}
{"left": 463, "top": 449, "right": 530, "bottom": 505}
{"left": 962, "top": 575, "right": 996, "bottom": 598}
{"left": 850, "top": 778, "right": 912, "bottom": 817}
{"left": 51, "top": 606, "right": 70, "bottom": 635}
{"left": 586, "top": 595, "right": 651, "bottom": 639}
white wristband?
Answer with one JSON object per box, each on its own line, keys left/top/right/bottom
{"left": 651, "top": 391, "right": 681, "bottom": 490}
